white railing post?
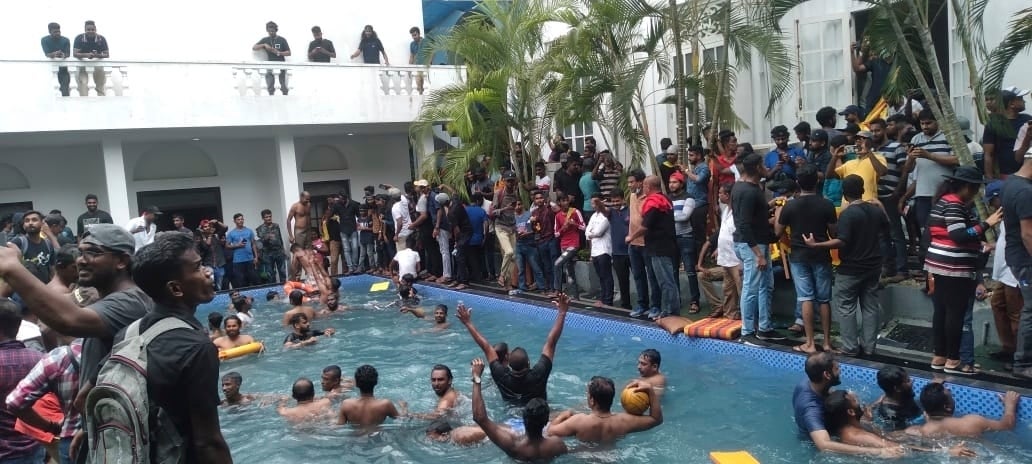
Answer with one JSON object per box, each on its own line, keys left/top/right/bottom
{"left": 102, "top": 67, "right": 113, "bottom": 96}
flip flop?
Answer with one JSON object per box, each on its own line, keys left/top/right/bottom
{"left": 792, "top": 345, "right": 817, "bottom": 354}
{"left": 688, "top": 302, "right": 701, "bottom": 314}
{"left": 944, "top": 365, "right": 979, "bottom": 376}
{"left": 930, "top": 363, "right": 946, "bottom": 370}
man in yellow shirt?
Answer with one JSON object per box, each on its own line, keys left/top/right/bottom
{"left": 827, "top": 130, "right": 888, "bottom": 201}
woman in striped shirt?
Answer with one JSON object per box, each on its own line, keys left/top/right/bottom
{"left": 924, "top": 166, "right": 1003, "bottom": 375}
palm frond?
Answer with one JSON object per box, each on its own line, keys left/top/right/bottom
{"left": 982, "top": 7, "right": 1032, "bottom": 97}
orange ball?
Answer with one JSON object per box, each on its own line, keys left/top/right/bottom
{"left": 620, "top": 386, "right": 650, "bottom": 415}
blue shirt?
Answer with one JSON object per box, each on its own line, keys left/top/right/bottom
{"left": 410, "top": 38, "right": 421, "bottom": 56}
{"left": 226, "top": 228, "right": 256, "bottom": 264}
{"left": 792, "top": 378, "right": 826, "bottom": 436}
{"left": 686, "top": 163, "right": 710, "bottom": 205}
{"left": 764, "top": 146, "right": 807, "bottom": 179}
{"left": 609, "top": 207, "right": 630, "bottom": 256}
{"left": 41, "top": 35, "right": 70, "bottom": 56}
{"left": 360, "top": 37, "right": 385, "bottom": 64}
{"left": 580, "top": 173, "right": 599, "bottom": 212}
{"left": 466, "top": 205, "right": 487, "bottom": 246}
{"left": 515, "top": 211, "right": 535, "bottom": 244}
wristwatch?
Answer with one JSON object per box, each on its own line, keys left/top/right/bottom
{"left": 472, "top": 376, "right": 482, "bottom": 385}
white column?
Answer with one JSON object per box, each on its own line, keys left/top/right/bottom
{"left": 101, "top": 138, "right": 132, "bottom": 226}
{"left": 416, "top": 132, "right": 435, "bottom": 178}
{"left": 275, "top": 135, "right": 301, "bottom": 220}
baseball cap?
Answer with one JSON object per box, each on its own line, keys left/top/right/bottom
{"left": 81, "top": 224, "right": 136, "bottom": 255}
{"left": 669, "top": 171, "right": 686, "bottom": 183}
{"left": 502, "top": 170, "right": 517, "bottom": 180}
{"left": 956, "top": 116, "right": 974, "bottom": 138}
{"left": 387, "top": 187, "right": 402, "bottom": 199}
{"left": 856, "top": 130, "right": 872, "bottom": 139}
{"left": 435, "top": 192, "right": 450, "bottom": 204}
{"left": 413, "top": 179, "right": 430, "bottom": 187}
{"left": 838, "top": 105, "right": 862, "bottom": 116}
{"left": 985, "top": 180, "right": 1004, "bottom": 204}
{"left": 1004, "top": 85, "right": 1030, "bottom": 97}
{"left": 1000, "top": 90, "right": 1024, "bottom": 106}
{"left": 142, "top": 205, "right": 162, "bottom": 215}
{"left": 811, "top": 129, "right": 829, "bottom": 142}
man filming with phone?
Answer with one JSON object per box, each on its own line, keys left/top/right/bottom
{"left": 825, "top": 130, "right": 887, "bottom": 202}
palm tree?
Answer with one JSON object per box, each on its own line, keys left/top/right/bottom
{"left": 410, "top": 0, "right": 570, "bottom": 196}
{"left": 982, "top": 7, "right": 1032, "bottom": 98}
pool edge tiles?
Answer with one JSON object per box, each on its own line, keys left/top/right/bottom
{"left": 211, "top": 275, "right": 1032, "bottom": 425}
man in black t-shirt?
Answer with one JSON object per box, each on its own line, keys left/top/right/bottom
{"left": 332, "top": 193, "right": 361, "bottom": 274}
{"left": 72, "top": 20, "right": 109, "bottom": 96}
{"left": 456, "top": 294, "right": 570, "bottom": 405}
{"left": 983, "top": 89, "right": 1032, "bottom": 179}
{"left": 804, "top": 175, "right": 888, "bottom": 356}
{"left": 6, "top": 211, "right": 57, "bottom": 282}
{"left": 116, "top": 232, "right": 232, "bottom": 462}
{"left": 307, "top": 26, "right": 336, "bottom": 63}
{"left": 252, "top": 21, "right": 291, "bottom": 95}
{"left": 77, "top": 194, "right": 114, "bottom": 239}
{"left": 1002, "top": 153, "right": 1032, "bottom": 379}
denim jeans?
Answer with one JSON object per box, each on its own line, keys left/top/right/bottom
{"left": 1015, "top": 274, "right": 1032, "bottom": 368}
{"left": 212, "top": 265, "right": 226, "bottom": 290}
{"left": 437, "top": 229, "right": 453, "bottom": 279}
{"left": 880, "top": 196, "right": 908, "bottom": 275}
{"left": 648, "top": 255, "right": 679, "bottom": 315}
{"left": 3, "top": 446, "right": 44, "bottom": 464}
{"left": 835, "top": 268, "right": 883, "bottom": 355}
{"left": 341, "top": 231, "right": 359, "bottom": 270}
{"left": 59, "top": 436, "right": 73, "bottom": 464}
{"left": 789, "top": 261, "right": 833, "bottom": 303}
{"left": 734, "top": 243, "right": 773, "bottom": 336}
{"left": 960, "top": 297, "right": 975, "bottom": 366}
{"left": 515, "top": 241, "right": 545, "bottom": 290}
{"left": 629, "top": 245, "right": 660, "bottom": 311}
{"left": 592, "top": 253, "right": 614, "bottom": 305}
{"left": 535, "top": 239, "right": 558, "bottom": 291}
{"left": 676, "top": 235, "right": 701, "bottom": 305}
{"left": 360, "top": 243, "right": 376, "bottom": 271}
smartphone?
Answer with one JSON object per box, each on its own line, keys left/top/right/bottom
{"left": 845, "top": 145, "right": 857, "bottom": 156}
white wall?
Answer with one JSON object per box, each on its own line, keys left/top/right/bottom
{"left": 296, "top": 134, "right": 413, "bottom": 191}
{"left": 13, "top": 0, "right": 424, "bottom": 65}
{"left": 0, "top": 145, "right": 108, "bottom": 220}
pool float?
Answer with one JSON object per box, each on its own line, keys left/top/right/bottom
{"left": 620, "top": 386, "right": 649, "bottom": 415}
{"left": 283, "top": 281, "right": 316, "bottom": 295}
{"left": 218, "top": 341, "right": 264, "bottom": 361}
{"left": 708, "top": 451, "right": 759, "bottom": 464}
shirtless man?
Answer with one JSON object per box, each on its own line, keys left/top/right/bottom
{"left": 426, "top": 420, "right": 487, "bottom": 446}
{"left": 636, "top": 348, "right": 666, "bottom": 390}
{"left": 316, "top": 292, "right": 347, "bottom": 317}
{"left": 287, "top": 244, "right": 333, "bottom": 305}
{"left": 282, "top": 289, "right": 316, "bottom": 326}
{"left": 278, "top": 378, "right": 333, "bottom": 423}
{"left": 337, "top": 364, "right": 407, "bottom": 428}
{"left": 221, "top": 372, "right": 256, "bottom": 406}
{"left": 547, "top": 377, "right": 662, "bottom": 443}
{"left": 401, "top": 304, "right": 450, "bottom": 331}
{"left": 471, "top": 358, "right": 567, "bottom": 461}
{"left": 287, "top": 191, "right": 313, "bottom": 249}
{"left": 213, "top": 315, "right": 256, "bottom": 351}
{"left": 823, "top": 390, "right": 975, "bottom": 457}
{"left": 413, "top": 364, "right": 459, "bottom": 420}
{"left": 905, "top": 383, "right": 1019, "bottom": 438}
{"left": 321, "top": 365, "right": 354, "bottom": 398}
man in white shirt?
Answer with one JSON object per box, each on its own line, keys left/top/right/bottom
{"left": 392, "top": 235, "right": 421, "bottom": 281}
{"left": 125, "top": 205, "right": 161, "bottom": 251}
{"left": 390, "top": 188, "right": 413, "bottom": 250}
{"left": 585, "top": 193, "right": 613, "bottom": 306}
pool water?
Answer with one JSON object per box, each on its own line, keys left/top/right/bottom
{"left": 199, "top": 279, "right": 1032, "bottom": 464}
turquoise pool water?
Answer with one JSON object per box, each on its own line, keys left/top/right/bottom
{"left": 199, "top": 278, "right": 1032, "bottom": 463}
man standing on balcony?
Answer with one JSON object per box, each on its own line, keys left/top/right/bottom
{"left": 72, "top": 20, "right": 108, "bottom": 96}
{"left": 253, "top": 21, "right": 290, "bottom": 95}
{"left": 41, "top": 22, "right": 71, "bottom": 97}
{"left": 307, "top": 26, "right": 336, "bottom": 63}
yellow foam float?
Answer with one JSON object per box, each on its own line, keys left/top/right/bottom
{"left": 218, "top": 342, "right": 264, "bottom": 361}
{"left": 709, "top": 451, "right": 759, "bottom": 464}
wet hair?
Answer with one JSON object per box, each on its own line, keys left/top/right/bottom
{"left": 401, "top": 273, "right": 416, "bottom": 284}
{"left": 804, "top": 352, "right": 836, "bottom": 383}
{"left": 232, "top": 298, "right": 249, "bottom": 311}
{"left": 588, "top": 376, "right": 616, "bottom": 412}
{"left": 331, "top": 278, "right": 341, "bottom": 292}
{"left": 355, "top": 365, "right": 378, "bottom": 394}
{"left": 323, "top": 365, "right": 342, "bottom": 379}
{"left": 919, "top": 383, "right": 952, "bottom": 417}
{"left": 523, "top": 398, "right": 550, "bottom": 439}
{"left": 917, "top": 108, "right": 935, "bottom": 122}
{"left": 432, "top": 364, "right": 453, "bottom": 381}
{"left": 0, "top": 298, "right": 21, "bottom": 339}
{"left": 816, "top": 106, "right": 837, "bottom": 127}
{"left": 841, "top": 174, "right": 865, "bottom": 201}
{"left": 876, "top": 366, "right": 908, "bottom": 395}
{"left": 54, "top": 244, "right": 81, "bottom": 267}
{"left": 223, "top": 315, "right": 242, "bottom": 328}
{"left": 292, "top": 378, "right": 315, "bottom": 401}
{"left": 266, "top": 290, "right": 278, "bottom": 301}
{"left": 289, "top": 313, "right": 308, "bottom": 326}
{"left": 509, "top": 347, "right": 530, "bottom": 371}
{"left": 207, "top": 312, "right": 224, "bottom": 330}
{"left": 427, "top": 419, "right": 452, "bottom": 435}
{"left": 434, "top": 304, "right": 448, "bottom": 315}
{"left": 289, "top": 289, "right": 304, "bottom": 305}
{"left": 133, "top": 233, "right": 199, "bottom": 302}
{"left": 222, "top": 371, "right": 242, "bottom": 385}
{"left": 640, "top": 349, "right": 661, "bottom": 367}
{"left": 797, "top": 164, "right": 819, "bottom": 192}
{"left": 823, "top": 390, "right": 852, "bottom": 435}
{"left": 493, "top": 342, "right": 509, "bottom": 362}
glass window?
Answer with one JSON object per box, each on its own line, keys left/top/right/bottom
{"left": 798, "top": 18, "right": 848, "bottom": 117}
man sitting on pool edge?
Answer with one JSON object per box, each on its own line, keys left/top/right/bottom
{"left": 470, "top": 358, "right": 567, "bottom": 461}
{"left": 792, "top": 352, "right": 904, "bottom": 457}
{"left": 546, "top": 376, "right": 662, "bottom": 443}
{"left": 457, "top": 293, "right": 571, "bottom": 405}
{"left": 337, "top": 364, "right": 407, "bottom": 428}
{"left": 213, "top": 315, "right": 256, "bottom": 351}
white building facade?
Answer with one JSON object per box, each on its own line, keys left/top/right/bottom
{"left": 1, "top": 0, "right": 458, "bottom": 228}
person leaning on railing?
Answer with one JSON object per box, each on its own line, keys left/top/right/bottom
{"left": 41, "top": 22, "right": 71, "bottom": 97}
{"left": 72, "top": 20, "right": 109, "bottom": 96}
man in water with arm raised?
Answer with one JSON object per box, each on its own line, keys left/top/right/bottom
{"left": 456, "top": 293, "right": 570, "bottom": 405}
{"left": 470, "top": 358, "right": 567, "bottom": 461}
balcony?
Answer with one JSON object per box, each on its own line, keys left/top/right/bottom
{"left": 0, "top": 59, "right": 465, "bottom": 134}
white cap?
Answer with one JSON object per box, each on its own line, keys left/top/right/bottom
{"left": 1004, "top": 85, "right": 1031, "bottom": 97}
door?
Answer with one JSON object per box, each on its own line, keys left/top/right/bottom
{"left": 302, "top": 180, "right": 351, "bottom": 236}
{"left": 796, "top": 15, "right": 852, "bottom": 122}
{"left": 136, "top": 188, "right": 222, "bottom": 233}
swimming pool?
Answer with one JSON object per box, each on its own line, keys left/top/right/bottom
{"left": 202, "top": 276, "right": 1032, "bottom": 463}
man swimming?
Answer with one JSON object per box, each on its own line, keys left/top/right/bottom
{"left": 337, "top": 365, "right": 407, "bottom": 428}
{"left": 321, "top": 364, "right": 354, "bottom": 398}
{"left": 277, "top": 378, "right": 333, "bottom": 423}
{"left": 425, "top": 420, "right": 487, "bottom": 446}
{"left": 470, "top": 358, "right": 567, "bottom": 461}
{"left": 401, "top": 304, "right": 451, "bottom": 331}
{"left": 317, "top": 292, "right": 347, "bottom": 317}
{"left": 413, "top": 364, "right": 460, "bottom": 420}
{"left": 282, "top": 289, "right": 316, "bottom": 326}
{"left": 905, "top": 383, "right": 1020, "bottom": 438}
{"left": 547, "top": 377, "right": 662, "bottom": 443}
{"left": 458, "top": 293, "right": 570, "bottom": 405}
{"left": 231, "top": 295, "right": 255, "bottom": 326}
{"left": 636, "top": 348, "right": 666, "bottom": 390}
{"left": 221, "top": 372, "right": 255, "bottom": 406}
{"left": 212, "top": 315, "right": 256, "bottom": 351}
{"left": 283, "top": 313, "right": 335, "bottom": 349}
{"left": 869, "top": 366, "right": 921, "bottom": 431}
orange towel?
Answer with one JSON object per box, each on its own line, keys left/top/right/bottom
{"left": 685, "top": 318, "right": 743, "bottom": 340}
{"left": 15, "top": 392, "right": 63, "bottom": 443}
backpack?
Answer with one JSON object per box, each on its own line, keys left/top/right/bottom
{"left": 85, "top": 317, "right": 191, "bottom": 464}
{"left": 10, "top": 235, "right": 54, "bottom": 282}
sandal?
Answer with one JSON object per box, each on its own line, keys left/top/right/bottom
{"left": 726, "top": 311, "right": 741, "bottom": 320}
{"left": 944, "top": 364, "right": 979, "bottom": 376}
{"left": 787, "top": 324, "right": 804, "bottom": 334}
{"left": 688, "top": 302, "right": 700, "bottom": 314}
{"left": 708, "top": 309, "right": 725, "bottom": 318}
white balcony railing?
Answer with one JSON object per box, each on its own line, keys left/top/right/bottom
{"left": 0, "top": 59, "right": 465, "bottom": 133}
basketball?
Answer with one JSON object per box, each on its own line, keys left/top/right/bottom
{"left": 620, "top": 386, "right": 650, "bottom": 415}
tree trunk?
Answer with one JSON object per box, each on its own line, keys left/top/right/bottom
{"left": 670, "top": 0, "right": 688, "bottom": 157}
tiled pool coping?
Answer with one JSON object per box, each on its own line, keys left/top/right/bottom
{"left": 216, "top": 275, "right": 1032, "bottom": 424}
